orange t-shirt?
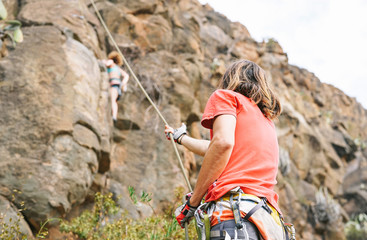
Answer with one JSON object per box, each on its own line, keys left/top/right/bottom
{"left": 201, "top": 89, "right": 281, "bottom": 214}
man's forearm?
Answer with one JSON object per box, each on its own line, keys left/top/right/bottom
{"left": 180, "top": 135, "right": 210, "bottom": 157}
{"left": 188, "top": 137, "right": 234, "bottom": 206}
{"left": 122, "top": 76, "right": 129, "bottom": 85}
{"left": 188, "top": 114, "right": 236, "bottom": 207}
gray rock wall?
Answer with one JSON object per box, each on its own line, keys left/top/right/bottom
{"left": 0, "top": 24, "right": 111, "bottom": 228}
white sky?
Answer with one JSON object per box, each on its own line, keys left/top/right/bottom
{"left": 198, "top": 0, "right": 367, "bottom": 108}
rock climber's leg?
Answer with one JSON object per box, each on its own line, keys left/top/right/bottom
{"left": 110, "top": 86, "right": 119, "bottom": 121}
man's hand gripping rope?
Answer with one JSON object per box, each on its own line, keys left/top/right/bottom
{"left": 175, "top": 192, "right": 198, "bottom": 228}
{"left": 165, "top": 125, "right": 196, "bottom": 227}
{"left": 165, "top": 123, "right": 187, "bottom": 145}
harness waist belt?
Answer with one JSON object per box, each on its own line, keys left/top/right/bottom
{"left": 244, "top": 198, "right": 266, "bottom": 221}
{"left": 109, "top": 77, "right": 121, "bottom": 82}
{"left": 210, "top": 229, "right": 246, "bottom": 238}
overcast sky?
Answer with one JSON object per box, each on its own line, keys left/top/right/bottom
{"left": 198, "top": 0, "right": 367, "bottom": 108}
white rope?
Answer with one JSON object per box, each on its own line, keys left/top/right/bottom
{"left": 87, "top": 0, "right": 193, "bottom": 191}
{"left": 87, "top": 2, "right": 194, "bottom": 238}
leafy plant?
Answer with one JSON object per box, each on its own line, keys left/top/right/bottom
{"left": 265, "top": 37, "right": 279, "bottom": 52}
{"left": 2, "top": 188, "right": 197, "bottom": 239}
{"left": 128, "top": 186, "right": 156, "bottom": 215}
{"left": 60, "top": 192, "right": 119, "bottom": 239}
{"left": 0, "top": 0, "right": 23, "bottom": 57}
{"left": 0, "top": 212, "right": 27, "bottom": 240}
{"left": 128, "top": 186, "right": 152, "bottom": 204}
{"left": 345, "top": 213, "right": 367, "bottom": 240}
{"left": 60, "top": 189, "right": 197, "bottom": 239}
{"left": 0, "top": 190, "right": 27, "bottom": 240}
{"left": 35, "top": 218, "right": 61, "bottom": 239}
{"left": 0, "top": 189, "right": 53, "bottom": 240}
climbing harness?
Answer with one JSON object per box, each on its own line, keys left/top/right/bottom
{"left": 194, "top": 201, "right": 214, "bottom": 240}
{"left": 110, "top": 84, "right": 122, "bottom": 101}
{"left": 107, "top": 64, "right": 123, "bottom": 100}
{"left": 88, "top": 0, "right": 193, "bottom": 239}
{"left": 194, "top": 187, "right": 296, "bottom": 240}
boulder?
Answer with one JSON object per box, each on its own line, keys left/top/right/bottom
{"left": 18, "top": 0, "right": 102, "bottom": 57}
{"left": 0, "top": 25, "right": 110, "bottom": 228}
{"left": 342, "top": 157, "right": 367, "bottom": 215}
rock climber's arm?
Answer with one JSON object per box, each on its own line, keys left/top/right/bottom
{"left": 189, "top": 114, "right": 236, "bottom": 206}
{"left": 164, "top": 125, "right": 210, "bottom": 157}
{"left": 180, "top": 135, "right": 210, "bottom": 157}
{"left": 120, "top": 68, "right": 129, "bottom": 86}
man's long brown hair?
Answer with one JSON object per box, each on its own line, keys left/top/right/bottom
{"left": 218, "top": 60, "right": 281, "bottom": 119}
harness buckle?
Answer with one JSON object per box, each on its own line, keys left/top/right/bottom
{"left": 230, "top": 189, "right": 244, "bottom": 229}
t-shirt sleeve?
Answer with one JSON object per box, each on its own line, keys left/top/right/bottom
{"left": 201, "top": 90, "right": 239, "bottom": 129}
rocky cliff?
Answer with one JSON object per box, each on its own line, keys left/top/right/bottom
{"left": 0, "top": 0, "right": 366, "bottom": 239}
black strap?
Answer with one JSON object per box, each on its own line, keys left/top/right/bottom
{"left": 177, "top": 133, "right": 186, "bottom": 145}
{"left": 281, "top": 220, "right": 290, "bottom": 240}
{"left": 243, "top": 198, "right": 266, "bottom": 221}
{"left": 210, "top": 229, "right": 247, "bottom": 238}
{"left": 219, "top": 220, "right": 224, "bottom": 236}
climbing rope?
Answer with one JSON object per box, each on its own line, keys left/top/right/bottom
{"left": 88, "top": 2, "right": 193, "bottom": 237}
{"left": 88, "top": 0, "right": 193, "bottom": 192}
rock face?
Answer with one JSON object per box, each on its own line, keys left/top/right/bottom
{"left": 0, "top": 11, "right": 111, "bottom": 230}
{"left": 0, "top": 0, "right": 366, "bottom": 239}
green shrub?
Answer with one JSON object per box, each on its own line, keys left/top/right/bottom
{"left": 0, "top": 212, "right": 27, "bottom": 240}
{"left": 265, "top": 38, "right": 279, "bottom": 52}
{"left": 0, "top": 190, "right": 28, "bottom": 240}
{"left": 2, "top": 187, "right": 197, "bottom": 239}
{"left": 0, "top": 189, "right": 52, "bottom": 240}
{"left": 345, "top": 213, "right": 367, "bottom": 240}
{"left": 60, "top": 189, "right": 197, "bottom": 239}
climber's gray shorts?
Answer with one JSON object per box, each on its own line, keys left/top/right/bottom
{"left": 210, "top": 219, "right": 261, "bottom": 240}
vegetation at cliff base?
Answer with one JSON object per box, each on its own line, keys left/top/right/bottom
{"left": 345, "top": 213, "right": 367, "bottom": 240}
{"left": 1, "top": 188, "right": 196, "bottom": 240}
{"left": 60, "top": 189, "right": 196, "bottom": 240}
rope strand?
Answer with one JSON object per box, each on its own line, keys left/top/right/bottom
{"left": 89, "top": 0, "right": 193, "bottom": 193}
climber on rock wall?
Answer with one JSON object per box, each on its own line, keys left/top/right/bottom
{"left": 103, "top": 51, "right": 129, "bottom": 123}
{"left": 165, "top": 59, "right": 295, "bottom": 240}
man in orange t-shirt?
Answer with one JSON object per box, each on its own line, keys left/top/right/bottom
{"left": 165, "top": 60, "right": 285, "bottom": 240}
{"left": 201, "top": 89, "right": 281, "bottom": 215}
